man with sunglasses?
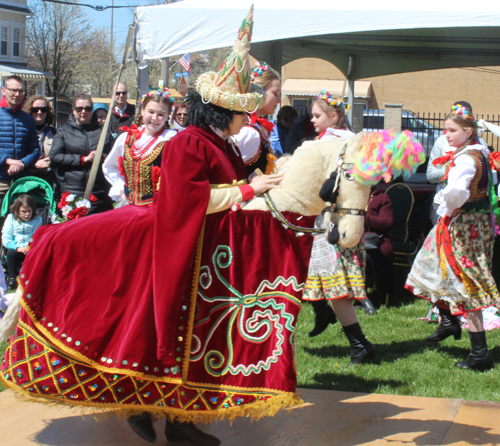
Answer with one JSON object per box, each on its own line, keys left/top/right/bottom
{"left": 0, "top": 75, "right": 39, "bottom": 203}
{"left": 109, "top": 83, "right": 136, "bottom": 140}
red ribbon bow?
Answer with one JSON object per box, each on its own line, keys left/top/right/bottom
{"left": 489, "top": 152, "right": 500, "bottom": 171}
{"left": 250, "top": 114, "right": 275, "bottom": 132}
{"left": 119, "top": 124, "right": 143, "bottom": 145}
{"left": 432, "top": 151, "right": 455, "bottom": 181}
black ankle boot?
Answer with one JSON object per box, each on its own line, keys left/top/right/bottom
{"left": 127, "top": 412, "right": 156, "bottom": 443}
{"left": 359, "top": 298, "right": 377, "bottom": 316}
{"left": 309, "top": 300, "right": 337, "bottom": 337}
{"left": 165, "top": 419, "right": 221, "bottom": 446}
{"left": 426, "top": 307, "right": 461, "bottom": 342}
{"left": 456, "top": 331, "right": 494, "bottom": 371}
{"left": 7, "top": 276, "right": 16, "bottom": 291}
{"left": 343, "top": 322, "right": 376, "bottom": 365}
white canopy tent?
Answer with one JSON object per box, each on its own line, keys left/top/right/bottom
{"left": 134, "top": 0, "right": 500, "bottom": 110}
{"left": 135, "top": 1, "right": 500, "bottom": 75}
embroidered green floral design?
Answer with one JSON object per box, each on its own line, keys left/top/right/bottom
{"left": 194, "top": 246, "right": 302, "bottom": 377}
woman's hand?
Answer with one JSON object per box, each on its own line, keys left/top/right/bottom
{"left": 250, "top": 172, "right": 285, "bottom": 195}
{"left": 35, "top": 157, "right": 50, "bottom": 169}
{"left": 17, "top": 247, "right": 28, "bottom": 255}
{"left": 84, "top": 150, "right": 96, "bottom": 164}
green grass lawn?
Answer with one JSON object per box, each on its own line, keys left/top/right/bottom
{"left": 296, "top": 296, "right": 500, "bottom": 402}
{"left": 2, "top": 272, "right": 500, "bottom": 401}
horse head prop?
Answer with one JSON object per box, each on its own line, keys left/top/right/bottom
{"left": 323, "top": 129, "right": 425, "bottom": 247}
{"left": 242, "top": 130, "right": 425, "bottom": 248}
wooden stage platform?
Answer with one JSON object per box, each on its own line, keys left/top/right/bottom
{"left": 1, "top": 387, "right": 500, "bottom": 445}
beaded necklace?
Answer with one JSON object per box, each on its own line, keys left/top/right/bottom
{"left": 130, "top": 129, "right": 164, "bottom": 160}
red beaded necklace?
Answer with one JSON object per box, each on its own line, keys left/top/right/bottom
{"left": 130, "top": 129, "right": 164, "bottom": 160}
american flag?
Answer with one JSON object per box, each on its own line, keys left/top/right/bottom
{"left": 179, "top": 53, "right": 190, "bottom": 73}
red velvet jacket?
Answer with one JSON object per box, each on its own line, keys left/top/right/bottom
{"left": 153, "top": 126, "right": 247, "bottom": 359}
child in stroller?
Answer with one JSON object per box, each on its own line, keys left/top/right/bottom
{"left": 2, "top": 194, "right": 43, "bottom": 289}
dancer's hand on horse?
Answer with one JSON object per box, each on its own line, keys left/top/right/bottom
{"left": 250, "top": 172, "right": 285, "bottom": 195}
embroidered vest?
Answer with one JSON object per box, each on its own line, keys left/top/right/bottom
{"left": 461, "top": 150, "right": 490, "bottom": 213}
{"left": 121, "top": 138, "right": 165, "bottom": 206}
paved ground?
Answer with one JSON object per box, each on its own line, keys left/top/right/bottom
{"left": 1, "top": 388, "right": 500, "bottom": 445}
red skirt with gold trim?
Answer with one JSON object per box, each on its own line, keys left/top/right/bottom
{"left": 1, "top": 205, "right": 314, "bottom": 423}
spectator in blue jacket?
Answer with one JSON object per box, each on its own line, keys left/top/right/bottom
{"left": 1, "top": 194, "right": 42, "bottom": 290}
{"left": 0, "top": 75, "right": 40, "bottom": 201}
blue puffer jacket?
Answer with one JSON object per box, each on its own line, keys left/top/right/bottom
{"left": 1, "top": 213, "right": 43, "bottom": 250}
{"left": 0, "top": 106, "right": 40, "bottom": 180}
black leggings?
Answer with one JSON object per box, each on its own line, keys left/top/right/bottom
{"left": 6, "top": 249, "right": 25, "bottom": 278}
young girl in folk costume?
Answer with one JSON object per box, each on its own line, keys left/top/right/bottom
{"left": 303, "top": 91, "right": 376, "bottom": 365}
{"left": 234, "top": 62, "right": 281, "bottom": 175}
{"left": 406, "top": 104, "right": 500, "bottom": 371}
{"left": 103, "top": 88, "right": 177, "bottom": 206}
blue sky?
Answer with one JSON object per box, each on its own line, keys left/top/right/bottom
{"left": 84, "top": 1, "right": 159, "bottom": 48}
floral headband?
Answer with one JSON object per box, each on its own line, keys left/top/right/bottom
{"left": 317, "top": 89, "right": 351, "bottom": 110}
{"left": 251, "top": 62, "right": 268, "bottom": 79}
{"left": 451, "top": 104, "right": 475, "bottom": 122}
{"left": 141, "top": 87, "right": 174, "bottom": 104}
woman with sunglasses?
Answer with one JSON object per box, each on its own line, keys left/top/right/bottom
{"left": 170, "top": 103, "right": 189, "bottom": 132}
{"left": 23, "top": 95, "right": 57, "bottom": 185}
{"left": 49, "top": 93, "right": 113, "bottom": 214}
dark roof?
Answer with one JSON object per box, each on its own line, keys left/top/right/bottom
{"left": 0, "top": 4, "right": 31, "bottom": 14}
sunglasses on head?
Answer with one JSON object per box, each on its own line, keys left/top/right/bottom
{"left": 115, "top": 91, "right": 127, "bottom": 96}
{"left": 31, "top": 107, "right": 48, "bottom": 113}
{"left": 74, "top": 106, "right": 93, "bottom": 113}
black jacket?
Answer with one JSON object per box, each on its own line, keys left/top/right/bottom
{"left": 109, "top": 103, "right": 136, "bottom": 137}
{"left": 49, "top": 116, "right": 112, "bottom": 200}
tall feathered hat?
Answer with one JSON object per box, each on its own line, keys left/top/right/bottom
{"left": 196, "top": 5, "right": 264, "bottom": 113}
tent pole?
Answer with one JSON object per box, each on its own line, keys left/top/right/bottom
{"left": 138, "top": 66, "right": 150, "bottom": 98}
{"left": 348, "top": 80, "right": 354, "bottom": 123}
{"left": 161, "top": 58, "right": 170, "bottom": 88}
{"left": 347, "top": 55, "right": 356, "bottom": 123}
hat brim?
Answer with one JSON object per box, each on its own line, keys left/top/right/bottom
{"left": 196, "top": 72, "right": 264, "bottom": 113}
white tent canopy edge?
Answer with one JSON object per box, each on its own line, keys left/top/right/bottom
{"left": 135, "top": 0, "right": 500, "bottom": 65}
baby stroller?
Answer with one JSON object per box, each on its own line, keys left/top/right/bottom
{"left": 0, "top": 177, "right": 56, "bottom": 283}
{"left": 1, "top": 176, "right": 56, "bottom": 225}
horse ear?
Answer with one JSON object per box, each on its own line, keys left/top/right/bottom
{"left": 327, "top": 226, "right": 340, "bottom": 245}
{"left": 319, "top": 171, "right": 339, "bottom": 202}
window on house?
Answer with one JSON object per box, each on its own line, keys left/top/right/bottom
{"left": 1, "top": 27, "right": 7, "bottom": 56}
{"left": 13, "top": 28, "right": 19, "bottom": 57}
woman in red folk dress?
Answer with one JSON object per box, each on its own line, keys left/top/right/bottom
{"left": 0, "top": 8, "right": 313, "bottom": 446}
{"left": 103, "top": 88, "right": 177, "bottom": 206}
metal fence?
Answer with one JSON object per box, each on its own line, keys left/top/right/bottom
{"left": 361, "top": 110, "right": 500, "bottom": 157}
{"left": 408, "top": 112, "right": 500, "bottom": 153}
